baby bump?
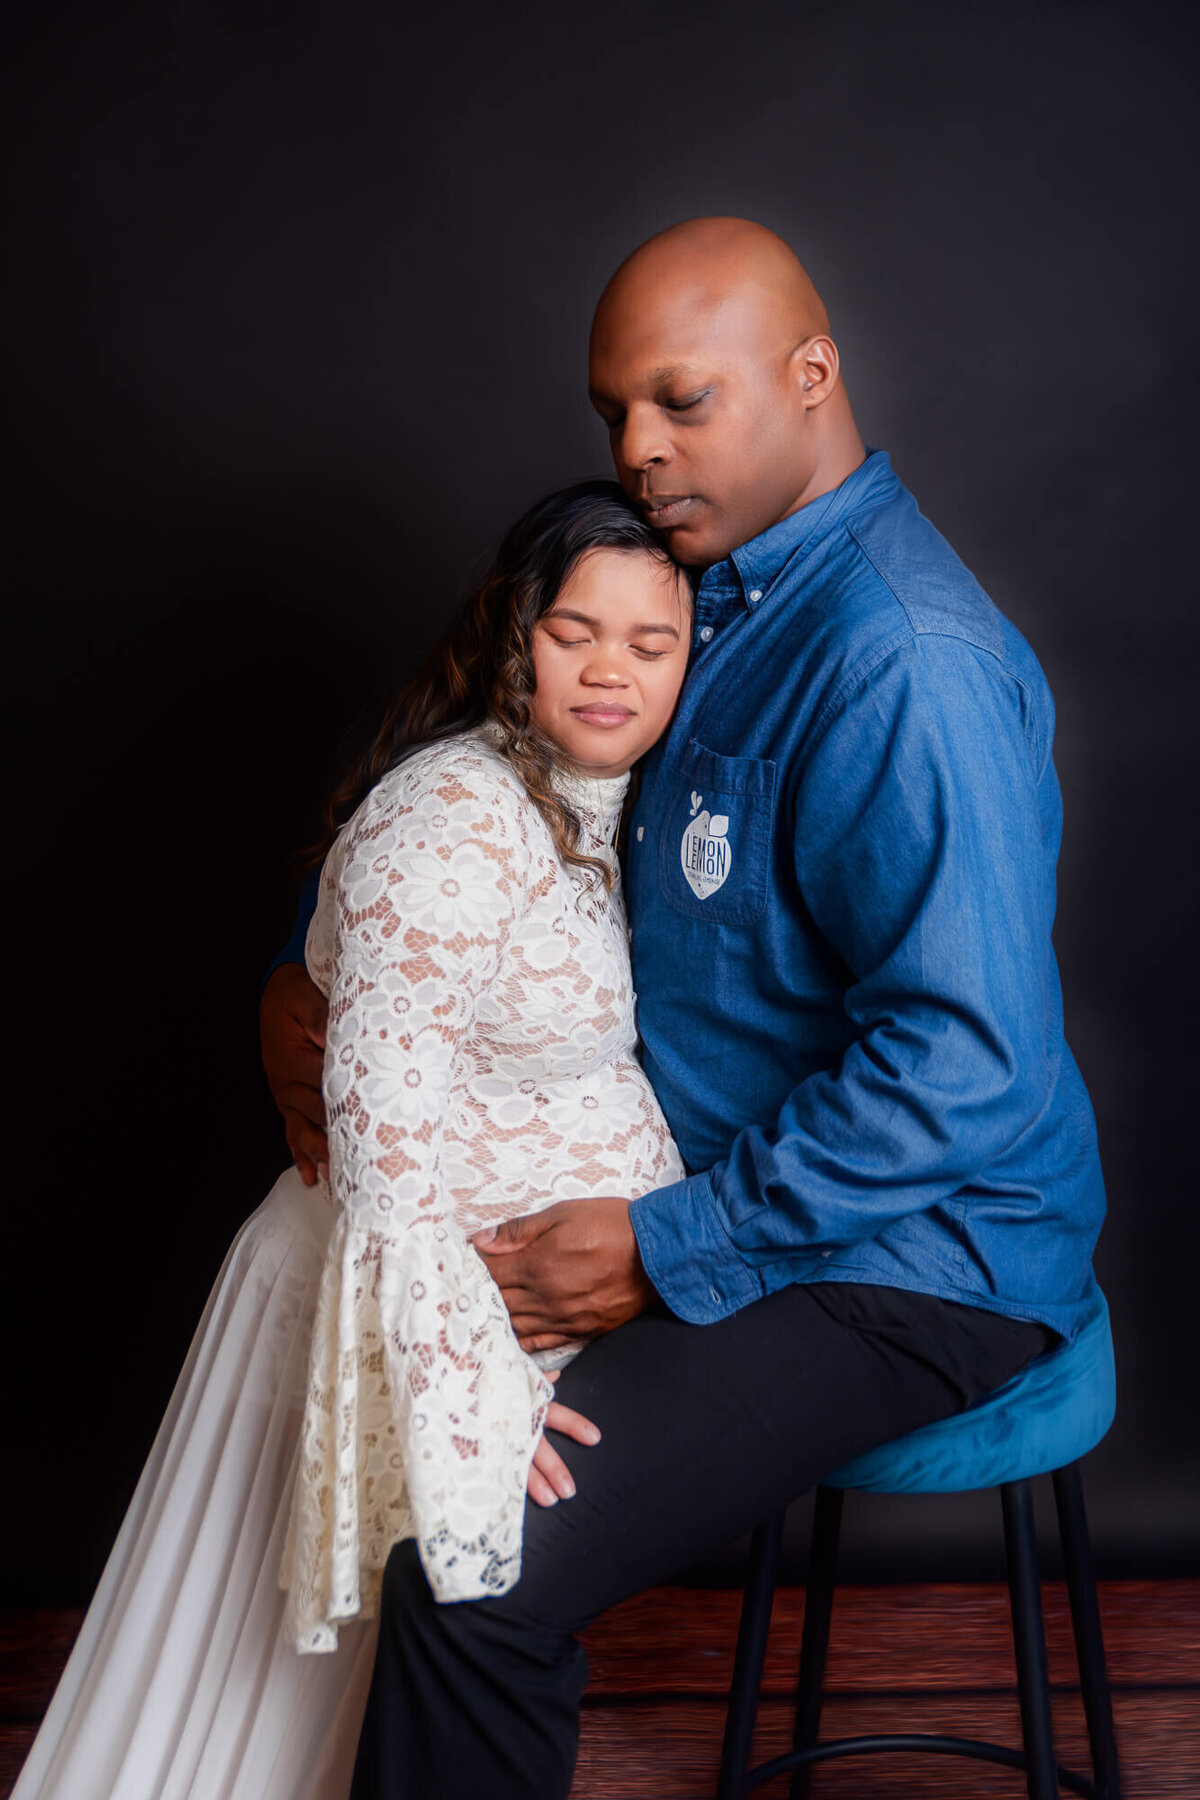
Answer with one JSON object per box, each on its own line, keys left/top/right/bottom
{"left": 443, "top": 1059, "right": 684, "bottom": 1234}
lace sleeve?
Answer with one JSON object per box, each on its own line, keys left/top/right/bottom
{"left": 281, "top": 750, "right": 554, "bottom": 1653}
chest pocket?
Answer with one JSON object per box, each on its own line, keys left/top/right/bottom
{"left": 657, "top": 739, "right": 776, "bottom": 926}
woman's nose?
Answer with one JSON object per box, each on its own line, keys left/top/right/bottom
{"left": 581, "top": 651, "right": 629, "bottom": 686}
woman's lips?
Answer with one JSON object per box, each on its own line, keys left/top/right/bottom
{"left": 643, "top": 495, "right": 698, "bottom": 528}
{"left": 570, "top": 705, "right": 636, "bottom": 729}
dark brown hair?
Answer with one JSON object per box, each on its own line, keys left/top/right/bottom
{"left": 315, "top": 480, "right": 684, "bottom": 888}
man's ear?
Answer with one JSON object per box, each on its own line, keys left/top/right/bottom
{"left": 790, "top": 334, "right": 841, "bottom": 409}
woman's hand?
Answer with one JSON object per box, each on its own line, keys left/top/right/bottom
{"left": 527, "top": 1373, "right": 601, "bottom": 1507}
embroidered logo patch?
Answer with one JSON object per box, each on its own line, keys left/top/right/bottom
{"left": 680, "top": 791, "right": 731, "bottom": 899}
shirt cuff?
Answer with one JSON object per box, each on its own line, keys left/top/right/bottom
{"left": 630, "top": 1171, "right": 765, "bottom": 1324}
{"left": 260, "top": 866, "right": 323, "bottom": 994}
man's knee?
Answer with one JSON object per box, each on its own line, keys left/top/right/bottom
{"left": 378, "top": 1535, "right": 548, "bottom": 1640}
{"left": 377, "top": 1529, "right": 583, "bottom": 1663}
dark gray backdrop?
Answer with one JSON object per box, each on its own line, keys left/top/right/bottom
{"left": 4, "top": 0, "right": 1197, "bottom": 1606}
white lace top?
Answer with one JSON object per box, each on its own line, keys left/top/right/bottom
{"left": 280, "top": 728, "right": 684, "bottom": 1652}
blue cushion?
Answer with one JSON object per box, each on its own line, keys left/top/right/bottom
{"left": 826, "top": 1290, "right": 1116, "bottom": 1494}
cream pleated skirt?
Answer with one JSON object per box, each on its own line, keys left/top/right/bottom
{"left": 14, "top": 1168, "right": 377, "bottom": 1800}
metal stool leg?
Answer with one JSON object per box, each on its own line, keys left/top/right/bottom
{"left": 789, "top": 1486, "right": 845, "bottom": 1800}
{"left": 1002, "top": 1479, "right": 1060, "bottom": 1800}
{"left": 1053, "top": 1464, "right": 1122, "bottom": 1799}
{"left": 717, "top": 1511, "right": 784, "bottom": 1800}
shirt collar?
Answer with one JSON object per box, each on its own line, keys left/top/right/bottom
{"left": 700, "top": 449, "right": 899, "bottom": 612}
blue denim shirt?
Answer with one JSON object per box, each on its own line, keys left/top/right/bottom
{"left": 625, "top": 451, "right": 1105, "bottom": 1342}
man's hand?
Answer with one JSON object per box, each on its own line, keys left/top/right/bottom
{"left": 260, "top": 964, "right": 329, "bottom": 1186}
{"left": 475, "top": 1196, "right": 655, "bottom": 1352}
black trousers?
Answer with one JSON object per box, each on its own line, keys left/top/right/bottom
{"left": 349, "top": 1282, "right": 1051, "bottom": 1800}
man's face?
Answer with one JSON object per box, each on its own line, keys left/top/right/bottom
{"left": 588, "top": 293, "right": 816, "bottom": 568}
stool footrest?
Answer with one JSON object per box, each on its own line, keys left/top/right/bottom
{"left": 743, "top": 1731, "right": 1098, "bottom": 1797}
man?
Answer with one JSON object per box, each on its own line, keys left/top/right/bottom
{"left": 260, "top": 218, "right": 1104, "bottom": 1798}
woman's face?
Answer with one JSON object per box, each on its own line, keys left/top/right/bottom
{"left": 530, "top": 547, "right": 690, "bottom": 778}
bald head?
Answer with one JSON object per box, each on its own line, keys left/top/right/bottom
{"left": 589, "top": 217, "right": 863, "bottom": 566}
{"left": 596, "top": 216, "right": 830, "bottom": 348}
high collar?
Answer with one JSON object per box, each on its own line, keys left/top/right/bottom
{"left": 699, "top": 449, "right": 900, "bottom": 611}
{"left": 474, "top": 720, "right": 629, "bottom": 842}
{"left": 554, "top": 763, "right": 630, "bottom": 841}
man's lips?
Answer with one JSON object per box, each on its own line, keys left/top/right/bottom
{"left": 641, "top": 494, "right": 699, "bottom": 528}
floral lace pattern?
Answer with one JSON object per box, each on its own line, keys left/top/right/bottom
{"left": 281, "top": 731, "right": 684, "bottom": 1652}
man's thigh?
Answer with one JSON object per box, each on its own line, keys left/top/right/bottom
{"left": 509, "top": 1282, "right": 1000, "bottom": 1636}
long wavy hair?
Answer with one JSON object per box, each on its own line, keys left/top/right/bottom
{"left": 314, "top": 480, "right": 684, "bottom": 888}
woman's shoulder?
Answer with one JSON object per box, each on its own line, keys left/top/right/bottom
{"left": 312, "top": 733, "right": 541, "bottom": 976}
{"left": 360, "top": 728, "right": 532, "bottom": 822}
{"left": 370, "top": 727, "right": 525, "bottom": 806}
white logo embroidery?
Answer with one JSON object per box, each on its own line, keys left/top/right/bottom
{"left": 681, "top": 791, "right": 732, "bottom": 899}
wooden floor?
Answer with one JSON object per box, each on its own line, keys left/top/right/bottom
{"left": 3, "top": 1581, "right": 1197, "bottom": 1796}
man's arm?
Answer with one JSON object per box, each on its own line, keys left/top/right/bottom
{"left": 481, "top": 634, "right": 1054, "bottom": 1335}
{"left": 260, "top": 866, "right": 329, "bottom": 1184}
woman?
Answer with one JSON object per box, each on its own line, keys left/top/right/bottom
{"left": 16, "top": 481, "right": 691, "bottom": 1799}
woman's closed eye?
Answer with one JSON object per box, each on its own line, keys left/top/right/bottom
{"left": 547, "top": 634, "right": 671, "bottom": 659}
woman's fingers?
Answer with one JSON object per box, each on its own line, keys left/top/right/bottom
{"left": 526, "top": 1455, "right": 564, "bottom": 1508}
{"left": 545, "top": 1400, "right": 601, "bottom": 1446}
{"left": 530, "top": 1436, "right": 576, "bottom": 1501}
{"left": 525, "top": 1384, "right": 602, "bottom": 1507}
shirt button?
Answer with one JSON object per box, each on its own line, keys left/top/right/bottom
{"left": 699, "top": 625, "right": 714, "bottom": 643}
{"left": 748, "top": 588, "right": 763, "bottom": 603}
{"left": 636, "top": 826, "right": 644, "bottom": 842}
{"left": 709, "top": 1284, "right": 721, "bottom": 1304}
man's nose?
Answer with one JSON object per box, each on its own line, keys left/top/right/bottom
{"left": 615, "top": 406, "right": 672, "bottom": 474}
